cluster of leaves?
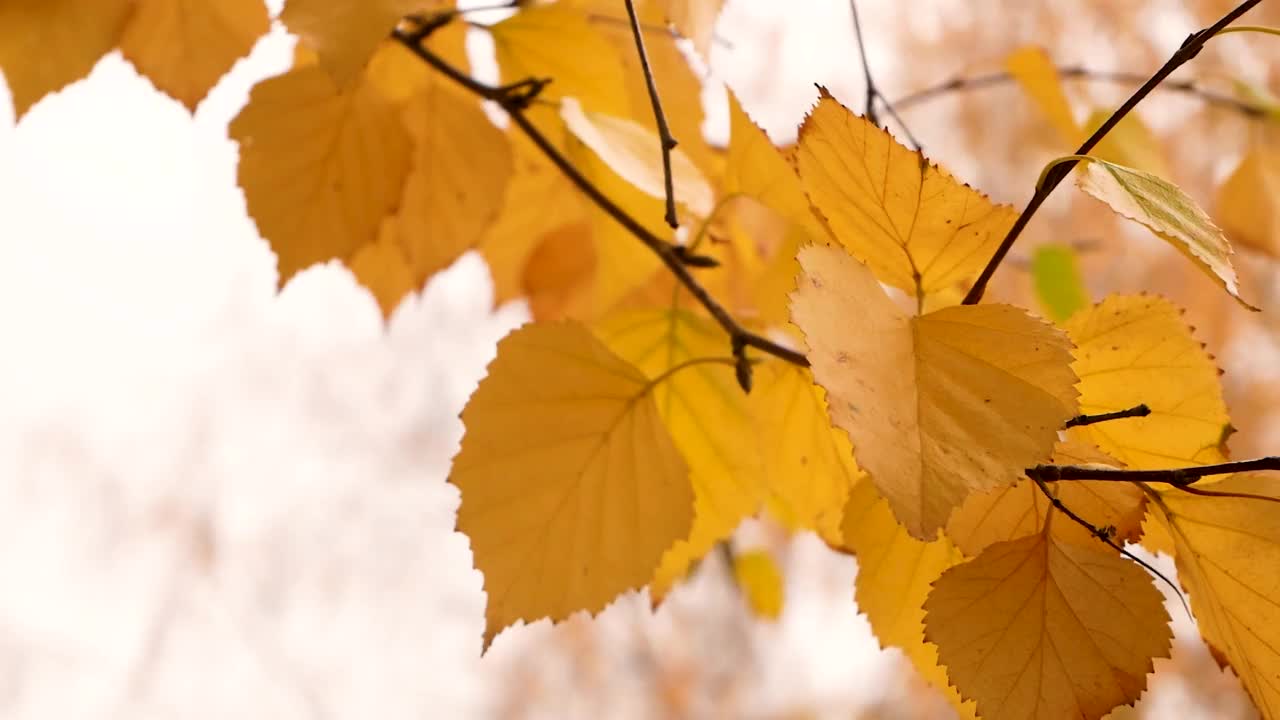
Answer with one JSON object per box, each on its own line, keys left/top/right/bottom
{"left": 5, "top": 1, "right": 1280, "bottom": 718}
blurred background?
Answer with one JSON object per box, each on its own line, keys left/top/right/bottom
{"left": 0, "top": 0, "right": 1276, "bottom": 717}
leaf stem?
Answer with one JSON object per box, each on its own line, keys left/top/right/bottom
{"left": 961, "top": 0, "right": 1264, "bottom": 306}
{"left": 391, "top": 23, "right": 809, "bottom": 386}
{"left": 1063, "top": 403, "right": 1151, "bottom": 429}
{"left": 1027, "top": 456, "right": 1280, "bottom": 485}
{"left": 623, "top": 0, "right": 680, "bottom": 229}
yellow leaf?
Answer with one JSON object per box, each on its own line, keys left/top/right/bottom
{"left": 1084, "top": 109, "right": 1170, "bottom": 177}
{"left": 841, "top": 480, "right": 976, "bottom": 719}
{"left": 560, "top": 97, "right": 714, "bottom": 219}
{"left": 732, "top": 549, "right": 784, "bottom": 619}
{"left": 946, "top": 441, "right": 1144, "bottom": 556}
{"left": 659, "top": 0, "right": 725, "bottom": 58}
{"left": 119, "top": 0, "right": 269, "bottom": 111}
{"left": 750, "top": 363, "right": 861, "bottom": 544}
{"left": 452, "top": 321, "right": 694, "bottom": 646}
{"left": 349, "top": 218, "right": 417, "bottom": 318}
{"left": 0, "top": 0, "right": 133, "bottom": 119}
{"left": 395, "top": 79, "right": 513, "bottom": 281}
{"left": 1005, "top": 45, "right": 1080, "bottom": 144}
{"left": 281, "top": 0, "right": 451, "bottom": 88}
{"left": 594, "top": 309, "right": 764, "bottom": 600}
{"left": 231, "top": 62, "right": 411, "bottom": 285}
{"left": 1073, "top": 156, "right": 1259, "bottom": 311}
{"left": 522, "top": 221, "right": 594, "bottom": 320}
{"left": 1066, "top": 294, "right": 1230, "bottom": 468}
{"left": 725, "top": 93, "right": 825, "bottom": 240}
{"left": 1151, "top": 473, "right": 1280, "bottom": 718}
{"left": 797, "top": 89, "right": 1018, "bottom": 301}
{"left": 791, "top": 244, "right": 1078, "bottom": 538}
{"left": 490, "top": 3, "right": 629, "bottom": 117}
{"left": 1217, "top": 147, "right": 1280, "bottom": 258}
{"left": 925, "top": 527, "right": 1171, "bottom": 720}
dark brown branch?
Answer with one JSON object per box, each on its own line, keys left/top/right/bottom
{"left": 1064, "top": 404, "right": 1151, "bottom": 429}
{"left": 623, "top": 0, "right": 680, "bottom": 229}
{"left": 848, "top": 0, "right": 921, "bottom": 150}
{"left": 1027, "top": 456, "right": 1280, "bottom": 486}
{"left": 962, "top": 0, "right": 1264, "bottom": 306}
{"left": 391, "top": 24, "right": 809, "bottom": 385}
{"left": 892, "top": 66, "right": 1265, "bottom": 117}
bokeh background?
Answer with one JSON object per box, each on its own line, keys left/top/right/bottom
{"left": 0, "top": 0, "right": 1276, "bottom": 717}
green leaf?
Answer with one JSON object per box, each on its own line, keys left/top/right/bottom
{"left": 1030, "top": 244, "right": 1089, "bottom": 322}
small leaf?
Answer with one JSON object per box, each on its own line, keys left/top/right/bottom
{"left": 1216, "top": 147, "right": 1280, "bottom": 258}
{"left": 561, "top": 97, "right": 714, "bottom": 218}
{"left": 0, "top": 0, "right": 133, "bottom": 120}
{"left": 1152, "top": 472, "right": 1280, "bottom": 717}
{"left": 230, "top": 62, "right": 411, "bottom": 285}
{"left": 452, "top": 321, "right": 694, "bottom": 647}
{"left": 1031, "top": 243, "right": 1089, "bottom": 322}
{"left": 732, "top": 549, "right": 784, "bottom": 619}
{"left": 1066, "top": 294, "right": 1231, "bottom": 469}
{"left": 348, "top": 218, "right": 417, "bottom": 318}
{"left": 791, "top": 244, "right": 1078, "bottom": 538}
{"left": 281, "top": 0, "right": 451, "bottom": 88}
{"left": 925, "top": 529, "right": 1171, "bottom": 720}
{"left": 797, "top": 89, "right": 1018, "bottom": 301}
{"left": 120, "top": 0, "right": 270, "bottom": 111}
{"left": 1005, "top": 45, "right": 1079, "bottom": 143}
{"left": 1073, "top": 156, "right": 1259, "bottom": 311}
{"left": 657, "top": 0, "right": 725, "bottom": 58}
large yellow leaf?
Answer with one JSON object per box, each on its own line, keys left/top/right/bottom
{"left": 797, "top": 89, "right": 1018, "bottom": 301}
{"left": 119, "top": 0, "right": 269, "bottom": 111}
{"left": 231, "top": 63, "right": 411, "bottom": 285}
{"left": 1005, "top": 45, "right": 1080, "bottom": 144}
{"left": 750, "top": 363, "right": 861, "bottom": 544}
{"left": 1216, "top": 148, "right": 1280, "bottom": 258}
{"left": 395, "top": 79, "right": 513, "bottom": 282}
{"left": 1074, "top": 156, "right": 1258, "bottom": 311}
{"left": 0, "top": 0, "right": 133, "bottom": 119}
{"left": 452, "top": 321, "right": 694, "bottom": 646}
{"left": 791, "top": 244, "right": 1078, "bottom": 538}
{"left": 1152, "top": 473, "right": 1280, "bottom": 718}
{"left": 1066, "top": 294, "right": 1231, "bottom": 468}
{"left": 841, "top": 480, "right": 976, "bottom": 719}
{"left": 595, "top": 309, "right": 764, "bottom": 599}
{"left": 924, "top": 527, "right": 1171, "bottom": 720}
{"left": 281, "top": 0, "right": 450, "bottom": 88}
{"left": 560, "top": 98, "right": 714, "bottom": 219}
{"left": 946, "top": 441, "right": 1144, "bottom": 556}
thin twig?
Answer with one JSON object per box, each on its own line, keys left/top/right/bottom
{"left": 391, "top": 24, "right": 808, "bottom": 386}
{"left": 961, "top": 0, "right": 1265, "bottom": 306}
{"left": 1032, "top": 478, "right": 1190, "bottom": 618}
{"left": 623, "top": 0, "right": 680, "bottom": 229}
{"left": 848, "top": 0, "right": 921, "bottom": 150}
{"left": 1027, "top": 456, "right": 1280, "bottom": 486}
{"left": 1064, "top": 404, "right": 1151, "bottom": 429}
{"left": 891, "top": 66, "right": 1265, "bottom": 117}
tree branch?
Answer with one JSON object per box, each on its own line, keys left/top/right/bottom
{"left": 391, "top": 23, "right": 809, "bottom": 387}
{"left": 1027, "top": 456, "right": 1280, "bottom": 485}
{"left": 848, "top": 0, "right": 920, "bottom": 150}
{"left": 1064, "top": 404, "right": 1150, "bottom": 429}
{"left": 961, "top": 0, "right": 1264, "bottom": 306}
{"left": 623, "top": 0, "right": 680, "bottom": 229}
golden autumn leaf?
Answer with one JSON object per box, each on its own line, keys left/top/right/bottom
{"left": 841, "top": 480, "right": 976, "bottom": 719}
{"left": 946, "top": 441, "right": 1144, "bottom": 556}
{"left": 281, "top": 0, "right": 451, "bottom": 88}
{"left": 560, "top": 97, "right": 714, "bottom": 219}
{"left": 452, "top": 321, "right": 694, "bottom": 647}
{"left": 924, "top": 526, "right": 1172, "bottom": 720}
{"left": 349, "top": 218, "right": 417, "bottom": 318}
{"left": 522, "top": 222, "right": 595, "bottom": 320}
{"left": 1073, "top": 156, "right": 1259, "bottom": 311}
{"left": 1005, "top": 45, "right": 1080, "bottom": 144}
{"left": 659, "top": 0, "right": 725, "bottom": 58}
{"left": 119, "top": 0, "right": 269, "bottom": 111}
{"left": 749, "top": 362, "right": 860, "bottom": 544}
{"left": 594, "top": 309, "right": 764, "bottom": 599}
{"left": 791, "top": 244, "right": 1078, "bottom": 538}
{"left": 1216, "top": 147, "right": 1280, "bottom": 257}
{"left": 732, "top": 549, "right": 784, "bottom": 619}
{"left": 395, "top": 78, "right": 513, "bottom": 282}
{"left": 0, "top": 0, "right": 133, "bottom": 120}
{"left": 230, "top": 62, "right": 411, "bottom": 285}
{"left": 1151, "top": 473, "right": 1280, "bottom": 717}
{"left": 797, "top": 89, "right": 1018, "bottom": 302}
{"left": 725, "top": 93, "right": 825, "bottom": 240}
{"left": 1066, "top": 294, "right": 1231, "bottom": 468}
